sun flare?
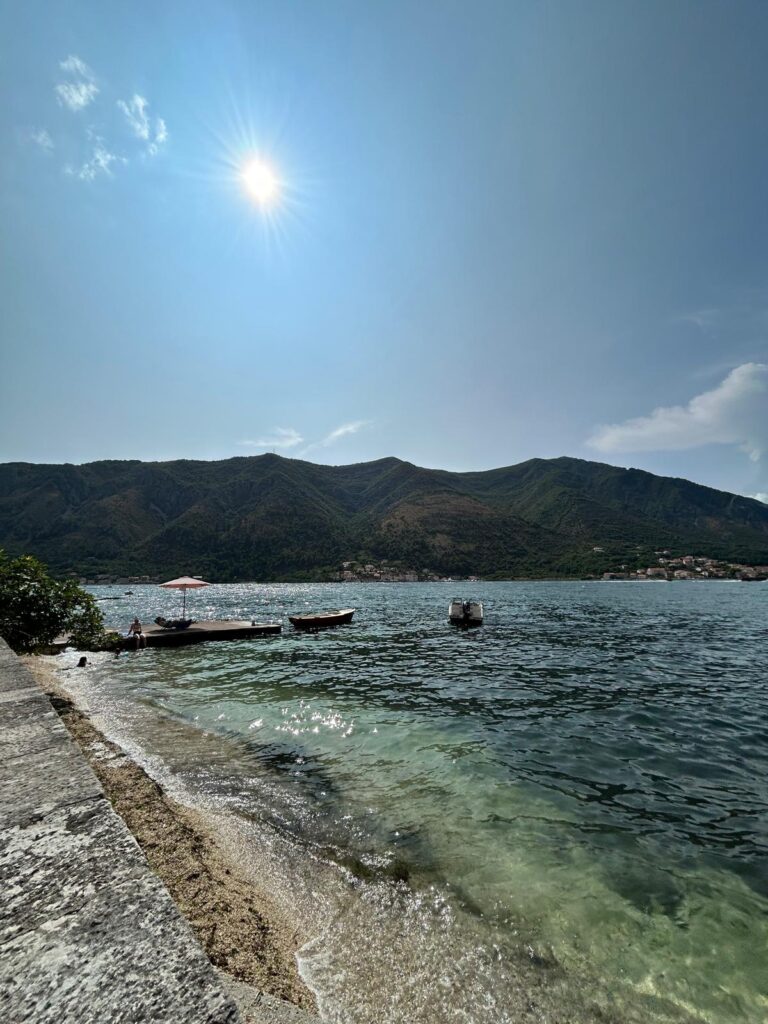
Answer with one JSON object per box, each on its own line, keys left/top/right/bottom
{"left": 241, "top": 158, "right": 279, "bottom": 206}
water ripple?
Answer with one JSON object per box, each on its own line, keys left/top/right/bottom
{"left": 83, "top": 580, "right": 768, "bottom": 1022}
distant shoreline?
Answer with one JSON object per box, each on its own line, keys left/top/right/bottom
{"left": 81, "top": 575, "right": 762, "bottom": 586}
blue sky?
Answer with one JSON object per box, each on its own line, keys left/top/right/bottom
{"left": 1, "top": 0, "right": 767, "bottom": 501}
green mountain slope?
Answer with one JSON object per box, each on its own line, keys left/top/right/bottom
{"left": 1, "top": 454, "right": 766, "bottom": 579}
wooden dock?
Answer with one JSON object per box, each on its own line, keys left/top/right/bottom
{"left": 121, "top": 620, "right": 282, "bottom": 649}
{"left": 53, "top": 620, "right": 282, "bottom": 652}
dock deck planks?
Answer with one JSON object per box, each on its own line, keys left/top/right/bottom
{"left": 122, "top": 620, "right": 282, "bottom": 648}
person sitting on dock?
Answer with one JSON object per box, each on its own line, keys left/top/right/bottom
{"left": 128, "top": 617, "right": 147, "bottom": 649}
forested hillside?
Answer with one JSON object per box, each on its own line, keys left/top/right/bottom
{"left": 1, "top": 454, "right": 767, "bottom": 579}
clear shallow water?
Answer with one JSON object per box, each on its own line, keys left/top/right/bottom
{"left": 67, "top": 582, "right": 767, "bottom": 1022}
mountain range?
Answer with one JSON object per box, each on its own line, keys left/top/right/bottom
{"left": 1, "top": 454, "right": 767, "bottom": 580}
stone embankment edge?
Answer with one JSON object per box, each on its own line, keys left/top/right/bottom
{"left": 0, "top": 639, "right": 319, "bottom": 1024}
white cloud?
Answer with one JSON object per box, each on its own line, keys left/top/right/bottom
{"left": 56, "top": 81, "right": 99, "bottom": 111}
{"left": 49, "top": 58, "right": 167, "bottom": 181}
{"left": 238, "top": 421, "right": 370, "bottom": 457}
{"left": 299, "top": 420, "right": 371, "bottom": 457}
{"left": 117, "top": 94, "right": 168, "bottom": 154}
{"left": 749, "top": 492, "right": 768, "bottom": 504}
{"left": 59, "top": 55, "right": 93, "bottom": 78}
{"left": 238, "top": 428, "right": 304, "bottom": 450}
{"left": 55, "top": 55, "right": 98, "bottom": 111}
{"left": 588, "top": 363, "right": 768, "bottom": 461}
{"left": 28, "top": 128, "right": 54, "bottom": 151}
{"left": 322, "top": 421, "right": 370, "bottom": 445}
{"left": 117, "top": 94, "right": 149, "bottom": 138}
{"left": 66, "top": 140, "right": 121, "bottom": 182}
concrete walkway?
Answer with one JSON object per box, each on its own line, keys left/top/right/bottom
{"left": 0, "top": 639, "right": 310, "bottom": 1023}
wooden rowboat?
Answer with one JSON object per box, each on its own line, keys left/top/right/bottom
{"left": 288, "top": 608, "right": 355, "bottom": 631}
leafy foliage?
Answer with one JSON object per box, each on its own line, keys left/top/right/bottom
{"left": 0, "top": 551, "right": 105, "bottom": 652}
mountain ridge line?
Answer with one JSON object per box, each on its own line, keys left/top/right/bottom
{"left": 2, "top": 454, "right": 766, "bottom": 580}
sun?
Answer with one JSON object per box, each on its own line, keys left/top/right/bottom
{"left": 241, "top": 158, "right": 280, "bottom": 206}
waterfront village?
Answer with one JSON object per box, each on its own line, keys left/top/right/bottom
{"left": 71, "top": 561, "right": 472, "bottom": 585}
{"left": 336, "top": 561, "right": 469, "bottom": 582}
{"left": 69, "top": 553, "right": 768, "bottom": 586}
{"left": 602, "top": 552, "right": 768, "bottom": 582}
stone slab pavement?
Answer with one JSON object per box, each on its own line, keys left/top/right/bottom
{"left": 0, "top": 639, "right": 319, "bottom": 1024}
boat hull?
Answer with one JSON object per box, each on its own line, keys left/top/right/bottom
{"left": 448, "top": 600, "right": 484, "bottom": 627}
{"left": 289, "top": 608, "right": 355, "bottom": 631}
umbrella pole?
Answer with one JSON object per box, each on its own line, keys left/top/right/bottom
{"left": 183, "top": 588, "right": 186, "bottom": 617}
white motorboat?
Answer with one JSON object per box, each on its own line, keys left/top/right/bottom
{"left": 448, "top": 599, "right": 484, "bottom": 627}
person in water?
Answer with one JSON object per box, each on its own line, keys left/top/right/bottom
{"left": 77, "top": 656, "right": 88, "bottom": 668}
{"left": 128, "top": 617, "right": 147, "bottom": 649}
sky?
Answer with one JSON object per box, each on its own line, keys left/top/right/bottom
{"left": 1, "top": 0, "right": 768, "bottom": 502}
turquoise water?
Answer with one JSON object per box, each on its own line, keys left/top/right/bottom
{"left": 71, "top": 582, "right": 768, "bottom": 1022}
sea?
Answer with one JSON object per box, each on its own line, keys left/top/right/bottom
{"left": 56, "top": 581, "right": 767, "bottom": 1023}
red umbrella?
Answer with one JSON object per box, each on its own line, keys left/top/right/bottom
{"left": 159, "top": 576, "right": 210, "bottom": 617}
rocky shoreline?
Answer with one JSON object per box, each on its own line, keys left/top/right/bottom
{"left": 23, "top": 657, "right": 317, "bottom": 1017}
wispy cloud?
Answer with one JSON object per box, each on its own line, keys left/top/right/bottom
{"left": 60, "top": 55, "right": 92, "bottom": 77}
{"left": 238, "top": 428, "right": 304, "bottom": 450}
{"left": 675, "top": 308, "right": 720, "bottom": 330}
{"left": 322, "top": 421, "right": 370, "bottom": 445}
{"left": 237, "top": 421, "right": 370, "bottom": 457}
{"left": 674, "top": 294, "right": 768, "bottom": 346}
{"left": 747, "top": 492, "right": 768, "bottom": 504}
{"left": 65, "top": 134, "right": 122, "bottom": 182}
{"left": 55, "top": 81, "right": 99, "bottom": 112}
{"left": 299, "top": 420, "right": 371, "bottom": 457}
{"left": 28, "top": 128, "right": 54, "bottom": 151}
{"left": 588, "top": 363, "right": 768, "bottom": 462}
{"left": 55, "top": 55, "right": 98, "bottom": 111}
{"left": 38, "top": 57, "right": 169, "bottom": 182}
{"left": 155, "top": 117, "right": 168, "bottom": 147}
{"left": 117, "top": 94, "right": 168, "bottom": 155}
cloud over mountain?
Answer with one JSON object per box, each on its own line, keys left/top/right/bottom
{"left": 589, "top": 363, "right": 768, "bottom": 461}
{"left": 238, "top": 428, "right": 303, "bottom": 449}
{"left": 300, "top": 420, "right": 371, "bottom": 456}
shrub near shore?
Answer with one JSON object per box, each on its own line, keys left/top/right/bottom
{"left": 0, "top": 551, "right": 107, "bottom": 653}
